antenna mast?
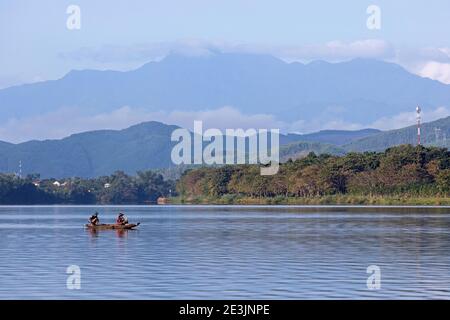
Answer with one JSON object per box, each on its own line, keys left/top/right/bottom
{"left": 416, "top": 106, "right": 421, "bottom": 146}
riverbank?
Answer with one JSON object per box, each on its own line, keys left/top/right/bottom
{"left": 169, "top": 195, "right": 450, "bottom": 206}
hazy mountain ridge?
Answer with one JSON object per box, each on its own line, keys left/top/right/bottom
{"left": 281, "top": 128, "right": 381, "bottom": 146}
{"left": 1, "top": 53, "right": 450, "bottom": 126}
{"left": 344, "top": 116, "right": 450, "bottom": 152}
{"left": 0, "top": 121, "right": 179, "bottom": 178}
{"left": 2, "top": 116, "right": 450, "bottom": 178}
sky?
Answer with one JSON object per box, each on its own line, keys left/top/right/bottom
{"left": 2, "top": 0, "right": 450, "bottom": 87}
{"left": 1, "top": 0, "right": 450, "bottom": 141}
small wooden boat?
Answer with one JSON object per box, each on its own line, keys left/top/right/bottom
{"left": 85, "top": 222, "right": 140, "bottom": 230}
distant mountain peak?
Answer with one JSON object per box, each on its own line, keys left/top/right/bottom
{"left": 124, "top": 121, "right": 180, "bottom": 132}
{"left": 1, "top": 52, "right": 450, "bottom": 131}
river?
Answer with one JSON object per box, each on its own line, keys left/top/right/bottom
{"left": 0, "top": 205, "right": 449, "bottom": 299}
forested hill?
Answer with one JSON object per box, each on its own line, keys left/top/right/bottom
{"left": 0, "top": 121, "right": 179, "bottom": 178}
{"left": 345, "top": 116, "right": 450, "bottom": 152}
{"left": 177, "top": 145, "right": 450, "bottom": 202}
{"left": 3, "top": 116, "right": 450, "bottom": 178}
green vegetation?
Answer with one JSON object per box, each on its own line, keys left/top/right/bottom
{"left": 176, "top": 145, "right": 450, "bottom": 205}
{"left": 3, "top": 144, "right": 450, "bottom": 206}
{"left": 0, "top": 170, "right": 175, "bottom": 205}
{"left": 170, "top": 195, "right": 450, "bottom": 206}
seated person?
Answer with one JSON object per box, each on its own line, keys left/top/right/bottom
{"left": 116, "top": 212, "right": 128, "bottom": 225}
{"left": 89, "top": 212, "right": 100, "bottom": 225}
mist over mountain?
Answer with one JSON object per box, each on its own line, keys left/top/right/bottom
{"left": 281, "top": 129, "right": 381, "bottom": 146}
{"left": 1, "top": 52, "right": 450, "bottom": 130}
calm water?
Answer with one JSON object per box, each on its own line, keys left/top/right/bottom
{"left": 0, "top": 205, "right": 449, "bottom": 299}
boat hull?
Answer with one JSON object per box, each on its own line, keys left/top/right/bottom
{"left": 85, "top": 223, "right": 140, "bottom": 230}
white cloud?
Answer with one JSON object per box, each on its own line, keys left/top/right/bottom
{"left": 369, "top": 106, "right": 450, "bottom": 131}
{"left": 275, "top": 39, "right": 395, "bottom": 62}
{"left": 394, "top": 46, "right": 450, "bottom": 84}
{"left": 417, "top": 61, "right": 450, "bottom": 84}
{"left": 3, "top": 105, "right": 448, "bottom": 144}
{"left": 418, "top": 47, "right": 450, "bottom": 63}
{"left": 0, "top": 107, "right": 146, "bottom": 143}
{"left": 59, "top": 38, "right": 396, "bottom": 65}
{"left": 160, "top": 106, "right": 285, "bottom": 132}
{"left": 0, "top": 106, "right": 284, "bottom": 143}
{"left": 58, "top": 39, "right": 217, "bottom": 64}
{"left": 285, "top": 119, "right": 364, "bottom": 134}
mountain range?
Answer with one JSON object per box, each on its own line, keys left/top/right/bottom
{"left": 0, "top": 121, "right": 376, "bottom": 178}
{"left": 1, "top": 117, "right": 450, "bottom": 178}
{"left": 1, "top": 52, "right": 450, "bottom": 127}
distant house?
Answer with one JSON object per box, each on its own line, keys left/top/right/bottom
{"left": 157, "top": 197, "right": 168, "bottom": 205}
{"left": 104, "top": 183, "right": 111, "bottom": 189}
{"left": 53, "top": 181, "right": 61, "bottom": 187}
{"left": 32, "top": 181, "right": 40, "bottom": 187}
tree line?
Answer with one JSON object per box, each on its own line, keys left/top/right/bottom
{"left": 0, "top": 170, "right": 175, "bottom": 205}
{"left": 3, "top": 145, "right": 450, "bottom": 205}
{"left": 177, "top": 145, "right": 450, "bottom": 200}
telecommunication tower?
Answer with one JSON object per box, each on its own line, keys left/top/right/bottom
{"left": 18, "top": 160, "right": 22, "bottom": 178}
{"left": 416, "top": 106, "right": 421, "bottom": 145}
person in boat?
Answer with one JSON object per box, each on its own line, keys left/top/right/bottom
{"left": 116, "top": 212, "right": 128, "bottom": 225}
{"left": 89, "top": 212, "right": 100, "bottom": 226}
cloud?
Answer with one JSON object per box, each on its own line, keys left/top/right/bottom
{"left": 273, "top": 39, "right": 395, "bottom": 62}
{"left": 394, "top": 46, "right": 450, "bottom": 84}
{"left": 287, "top": 106, "right": 450, "bottom": 134}
{"left": 369, "top": 106, "right": 450, "bottom": 130}
{"left": 58, "top": 39, "right": 216, "bottom": 64}
{"left": 3, "top": 105, "right": 449, "bottom": 144}
{"left": 0, "top": 107, "right": 149, "bottom": 143}
{"left": 417, "top": 61, "right": 450, "bottom": 84}
{"left": 59, "top": 38, "right": 396, "bottom": 64}
{"left": 285, "top": 119, "right": 364, "bottom": 134}
{"left": 418, "top": 47, "right": 450, "bottom": 64}
{"left": 0, "top": 106, "right": 284, "bottom": 143}
{"left": 159, "top": 106, "right": 285, "bottom": 132}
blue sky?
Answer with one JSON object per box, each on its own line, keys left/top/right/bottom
{"left": 1, "top": 0, "right": 450, "bottom": 88}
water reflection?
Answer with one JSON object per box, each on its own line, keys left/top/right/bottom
{"left": 86, "top": 228, "right": 132, "bottom": 239}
